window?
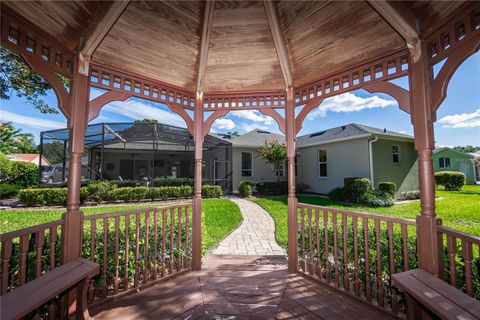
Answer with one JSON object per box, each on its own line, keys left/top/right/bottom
{"left": 392, "top": 145, "right": 400, "bottom": 163}
{"left": 241, "top": 152, "right": 253, "bottom": 177}
{"left": 276, "top": 161, "right": 285, "bottom": 177}
{"left": 318, "top": 149, "right": 327, "bottom": 177}
{"left": 439, "top": 157, "right": 451, "bottom": 169}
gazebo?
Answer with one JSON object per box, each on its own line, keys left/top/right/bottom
{"left": 1, "top": 1, "right": 479, "bottom": 319}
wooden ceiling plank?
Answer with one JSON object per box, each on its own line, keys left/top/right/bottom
{"left": 263, "top": 0, "right": 293, "bottom": 87}
{"left": 196, "top": 0, "right": 215, "bottom": 93}
{"left": 80, "top": 0, "right": 130, "bottom": 58}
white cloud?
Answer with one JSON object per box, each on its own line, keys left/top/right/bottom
{"left": 306, "top": 92, "right": 398, "bottom": 120}
{"left": 240, "top": 123, "right": 273, "bottom": 133}
{"left": 232, "top": 110, "right": 274, "bottom": 124}
{"left": 1, "top": 110, "right": 65, "bottom": 129}
{"left": 212, "top": 118, "right": 236, "bottom": 131}
{"left": 101, "top": 100, "right": 187, "bottom": 127}
{"left": 437, "top": 109, "right": 480, "bottom": 128}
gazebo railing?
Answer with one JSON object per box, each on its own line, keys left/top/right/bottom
{"left": 437, "top": 225, "right": 480, "bottom": 299}
{"left": 296, "top": 203, "right": 418, "bottom": 316}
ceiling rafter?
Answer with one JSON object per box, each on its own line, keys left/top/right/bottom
{"left": 79, "top": 1, "right": 130, "bottom": 59}
{"left": 196, "top": 0, "right": 215, "bottom": 94}
{"left": 263, "top": 0, "right": 293, "bottom": 88}
{"left": 367, "top": 1, "right": 422, "bottom": 60}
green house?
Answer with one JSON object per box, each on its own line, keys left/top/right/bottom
{"left": 432, "top": 147, "right": 476, "bottom": 184}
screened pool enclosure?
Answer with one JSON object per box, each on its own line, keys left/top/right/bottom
{"left": 40, "top": 122, "right": 233, "bottom": 192}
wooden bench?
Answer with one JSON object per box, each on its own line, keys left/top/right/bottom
{"left": 0, "top": 258, "right": 99, "bottom": 320}
{"left": 392, "top": 269, "right": 480, "bottom": 320}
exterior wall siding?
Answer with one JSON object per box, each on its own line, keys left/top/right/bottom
{"left": 432, "top": 149, "right": 476, "bottom": 184}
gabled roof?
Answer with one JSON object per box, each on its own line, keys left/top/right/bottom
{"left": 7, "top": 154, "right": 39, "bottom": 161}
{"left": 433, "top": 147, "right": 475, "bottom": 158}
{"left": 230, "top": 129, "right": 285, "bottom": 148}
{"left": 296, "top": 123, "right": 413, "bottom": 148}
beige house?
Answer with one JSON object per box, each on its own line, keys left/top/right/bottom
{"left": 7, "top": 153, "right": 49, "bottom": 166}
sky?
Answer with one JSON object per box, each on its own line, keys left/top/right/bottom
{"left": 1, "top": 53, "right": 479, "bottom": 148}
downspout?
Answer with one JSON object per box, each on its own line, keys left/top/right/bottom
{"left": 368, "top": 135, "right": 378, "bottom": 188}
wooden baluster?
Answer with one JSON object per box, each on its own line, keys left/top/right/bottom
{"left": 375, "top": 220, "right": 384, "bottom": 307}
{"left": 363, "top": 217, "right": 371, "bottom": 302}
{"left": 49, "top": 227, "right": 57, "bottom": 271}
{"left": 300, "top": 207, "right": 306, "bottom": 272}
{"left": 162, "top": 209, "right": 166, "bottom": 277}
{"left": 114, "top": 216, "right": 120, "bottom": 294}
{"left": 124, "top": 215, "right": 130, "bottom": 290}
{"left": 102, "top": 218, "right": 108, "bottom": 298}
{"left": 177, "top": 207, "right": 182, "bottom": 271}
{"left": 401, "top": 224, "right": 409, "bottom": 271}
{"left": 185, "top": 207, "right": 189, "bottom": 269}
{"left": 19, "top": 235, "right": 29, "bottom": 286}
{"left": 387, "top": 222, "right": 398, "bottom": 314}
{"left": 308, "top": 208, "right": 313, "bottom": 275}
{"left": 34, "top": 230, "right": 45, "bottom": 279}
{"left": 446, "top": 235, "right": 457, "bottom": 288}
{"left": 323, "top": 210, "right": 330, "bottom": 283}
{"left": 342, "top": 214, "right": 349, "bottom": 292}
{"left": 461, "top": 240, "right": 473, "bottom": 296}
{"left": 333, "top": 212, "right": 339, "bottom": 287}
{"left": 153, "top": 209, "right": 158, "bottom": 279}
{"left": 134, "top": 213, "right": 140, "bottom": 287}
{"left": 315, "top": 209, "right": 321, "bottom": 280}
{"left": 1, "top": 240, "right": 12, "bottom": 294}
{"left": 144, "top": 211, "right": 150, "bottom": 284}
{"left": 353, "top": 216, "right": 360, "bottom": 297}
{"left": 89, "top": 221, "right": 96, "bottom": 302}
{"left": 170, "top": 208, "right": 174, "bottom": 274}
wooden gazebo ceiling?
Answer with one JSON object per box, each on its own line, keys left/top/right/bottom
{"left": 1, "top": 0, "right": 469, "bottom": 94}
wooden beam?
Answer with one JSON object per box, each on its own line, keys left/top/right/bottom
{"left": 263, "top": 0, "right": 293, "bottom": 87}
{"left": 80, "top": 1, "right": 130, "bottom": 59}
{"left": 367, "top": 1, "right": 421, "bottom": 59}
{"left": 196, "top": 0, "right": 215, "bottom": 93}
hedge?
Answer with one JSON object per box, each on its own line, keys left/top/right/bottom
{"left": 19, "top": 187, "right": 89, "bottom": 206}
{"left": 434, "top": 171, "right": 466, "bottom": 191}
{"left": 378, "top": 182, "right": 396, "bottom": 197}
{"left": 255, "top": 181, "right": 288, "bottom": 195}
{"left": 344, "top": 177, "right": 370, "bottom": 202}
{"left": 0, "top": 183, "right": 20, "bottom": 199}
{"left": 329, "top": 177, "right": 395, "bottom": 207}
{"left": 8, "top": 161, "right": 38, "bottom": 188}
{"left": 202, "top": 185, "right": 222, "bottom": 198}
{"left": 238, "top": 181, "right": 252, "bottom": 197}
{"left": 146, "top": 186, "right": 192, "bottom": 200}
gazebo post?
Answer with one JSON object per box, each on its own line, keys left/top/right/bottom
{"left": 192, "top": 92, "right": 204, "bottom": 270}
{"left": 286, "top": 87, "right": 298, "bottom": 273}
{"left": 409, "top": 44, "right": 440, "bottom": 275}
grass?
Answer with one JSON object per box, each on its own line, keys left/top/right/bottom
{"left": 0, "top": 199, "right": 243, "bottom": 253}
{"left": 253, "top": 185, "right": 480, "bottom": 248}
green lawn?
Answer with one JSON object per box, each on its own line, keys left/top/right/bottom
{"left": 254, "top": 185, "right": 480, "bottom": 248}
{"left": 0, "top": 199, "right": 242, "bottom": 253}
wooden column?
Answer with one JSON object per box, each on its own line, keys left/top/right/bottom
{"left": 62, "top": 55, "right": 90, "bottom": 263}
{"left": 192, "top": 92, "right": 204, "bottom": 270}
{"left": 409, "top": 43, "right": 440, "bottom": 275}
{"left": 286, "top": 87, "right": 298, "bottom": 273}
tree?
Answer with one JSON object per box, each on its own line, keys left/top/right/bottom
{"left": 258, "top": 140, "right": 287, "bottom": 182}
{"left": 227, "top": 131, "right": 240, "bottom": 137}
{"left": 0, "top": 121, "right": 38, "bottom": 154}
{"left": 453, "top": 145, "right": 480, "bottom": 153}
{"left": 0, "top": 45, "right": 62, "bottom": 114}
{"left": 134, "top": 119, "right": 159, "bottom": 123}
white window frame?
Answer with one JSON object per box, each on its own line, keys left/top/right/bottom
{"left": 392, "top": 145, "right": 400, "bottom": 164}
{"left": 318, "top": 149, "right": 328, "bottom": 178}
{"left": 241, "top": 151, "right": 253, "bottom": 177}
{"left": 439, "top": 157, "right": 451, "bottom": 169}
{"left": 275, "top": 160, "right": 285, "bottom": 177}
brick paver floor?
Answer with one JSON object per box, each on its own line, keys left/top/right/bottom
{"left": 209, "top": 197, "right": 285, "bottom": 255}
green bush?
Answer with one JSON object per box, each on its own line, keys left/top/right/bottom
{"left": 378, "top": 182, "right": 396, "bottom": 197}
{"left": 363, "top": 189, "right": 395, "bottom": 207}
{"left": 9, "top": 161, "right": 38, "bottom": 188}
{"left": 255, "top": 181, "right": 288, "bottom": 195}
{"left": 202, "top": 185, "right": 222, "bottom": 198}
{"left": 152, "top": 178, "right": 193, "bottom": 187}
{"left": 0, "top": 183, "right": 20, "bottom": 199}
{"left": 0, "top": 152, "right": 12, "bottom": 181}
{"left": 238, "top": 181, "right": 252, "bottom": 197}
{"left": 18, "top": 187, "right": 89, "bottom": 206}
{"left": 146, "top": 186, "right": 192, "bottom": 200}
{"left": 328, "top": 187, "right": 349, "bottom": 202}
{"left": 434, "top": 171, "right": 466, "bottom": 191}
{"left": 86, "top": 181, "right": 116, "bottom": 202}
{"left": 107, "top": 187, "right": 148, "bottom": 202}
{"left": 344, "top": 177, "right": 370, "bottom": 202}
{"left": 399, "top": 190, "right": 420, "bottom": 200}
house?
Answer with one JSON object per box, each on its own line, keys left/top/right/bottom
{"left": 468, "top": 152, "right": 480, "bottom": 183}
{"left": 432, "top": 147, "right": 476, "bottom": 184}
{"left": 7, "top": 153, "right": 49, "bottom": 166}
{"left": 296, "top": 124, "right": 419, "bottom": 196}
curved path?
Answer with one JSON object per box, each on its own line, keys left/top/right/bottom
{"left": 209, "top": 197, "right": 285, "bottom": 256}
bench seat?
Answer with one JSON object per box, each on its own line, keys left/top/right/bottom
{"left": 392, "top": 268, "right": 480, "bottom": 320}
{"left": 1, "top": 258, "right": 99, "bottom": 320}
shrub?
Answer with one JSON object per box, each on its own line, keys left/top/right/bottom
{"left": 17, "top": 188, "right": 84, "bottom": 206}
{"left": 255, "top": 181, "right": 288, "bottom": 195}
{"left": 108, "top": 187, "right": 148, "bottom": 202}
{"left": 146, "top": 186, "right": 192, "bottom": 200}
{"left": 0, "top": 152, "right": 12, "bottom": 181}
{"left": 378, "top": 182, "right": 396, "bottom": 197}
{"left": 152, "top": 178, "right": 193, "bottom": 187}
{"left": 238, "top": 181, "right": 252, "bottom": 197}
{"left": 434, "top": 171, "right": 466, "bottom": 191}
{"left": 363, "top": 189, "right": 395, "bottom": 207}
{"left": 86, "top": 181, "right": 116, "bottom": 202}
{"left": 344, "top": 177, "right": 371, "bottom": 202}
{"left": 0, "top": 183, "right": 20, "bottom": 199}
{"left": 202, "top": 185, "right": 222, "bottom": 198}
{"left": 399, "top": 190, "right": 420, "bottom": 200}
{"left": 328, "top": 187, "right": 349, "bottom": 202}
{"left": 9, "top": 161, "right": 38, "bottom": 188}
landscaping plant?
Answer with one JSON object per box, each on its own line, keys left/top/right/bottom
{"left": 434, "top": 171, "right": 466, "bottom": 191}
{"left": 238, "top": 181, "right": 252, "bottom": 197}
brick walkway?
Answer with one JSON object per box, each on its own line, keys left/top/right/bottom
{"left": 209, "top": 197, "right": 285, "bottom": 256}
